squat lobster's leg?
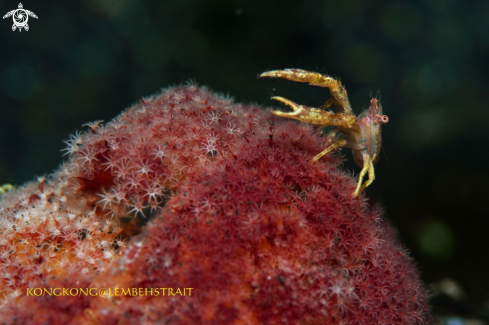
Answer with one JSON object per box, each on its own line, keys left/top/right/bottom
{"left": 353, "top": 153, "right": 376, "bottom": 198}
{"left": 260, "top": 69, "right": 353, "bottom": 115}
{"left": 312, "top": 139, "right": 348, "bottom": 162}
{"left": 269, "top": 96, "right": 357, "bottom": 130}
{"left": 317, "top": 98, "right": 337, "bottom": 110}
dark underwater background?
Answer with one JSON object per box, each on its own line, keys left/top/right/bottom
{"left": 1, "top": 0, "right": 488, "bottom": 322}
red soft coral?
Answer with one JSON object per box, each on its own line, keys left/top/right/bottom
{"left": 0, "top": 85, "right": 431, "bottom": 324}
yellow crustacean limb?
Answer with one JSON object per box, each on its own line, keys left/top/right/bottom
{"left": 312, "top": 139, "right": 348, "bottom": 163}
{"left": 353, "top": 153, "right": 376, "bottom": 198}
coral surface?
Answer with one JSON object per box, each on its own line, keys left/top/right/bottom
{"left": 0, "top": 85, "right": 431, "bottom": 324}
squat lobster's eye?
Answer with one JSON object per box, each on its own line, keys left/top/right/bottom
{"left": 376, "top": 115, "right": 389, "bottom": 124}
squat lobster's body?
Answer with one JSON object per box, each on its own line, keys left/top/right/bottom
{"left": 352, "top": 99, "right": 388, "bottom": 168}
{"left": 259, "top": 69, "right": 388, "bottom": 198}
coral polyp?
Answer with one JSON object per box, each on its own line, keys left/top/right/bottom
{"left": 0, "top": 85, "right": 431, "bottom": 324}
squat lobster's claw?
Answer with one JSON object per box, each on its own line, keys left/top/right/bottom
{"left": 270, "top": 96, "right": 304, "bottom": 115}
{"left": 259, "top": 69, "right": 353, "bottom": 115}
{"left": 270, "top": 96, "right": 357, "bottom": 130}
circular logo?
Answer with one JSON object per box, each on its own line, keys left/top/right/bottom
{"left": 13, "top": 10, "right": 28, "bottom": 28}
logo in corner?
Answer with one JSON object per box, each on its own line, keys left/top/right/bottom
{"left": 3, "top": 3, "right": 37, "bottom": 32}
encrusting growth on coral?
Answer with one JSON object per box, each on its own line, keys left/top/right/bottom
{"left": 0, "top": 84, "right": 431, "bottom": 324}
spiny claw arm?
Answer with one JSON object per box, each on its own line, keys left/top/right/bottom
{"left": 260, "top": 69, "right": 353, "bottom": 115}
{"left": 270, "top": 96, "right": 357, "bottom": 130}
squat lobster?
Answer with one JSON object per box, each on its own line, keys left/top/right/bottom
{"left": 259, "top": 69, "right": 389, "bottom": 198}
